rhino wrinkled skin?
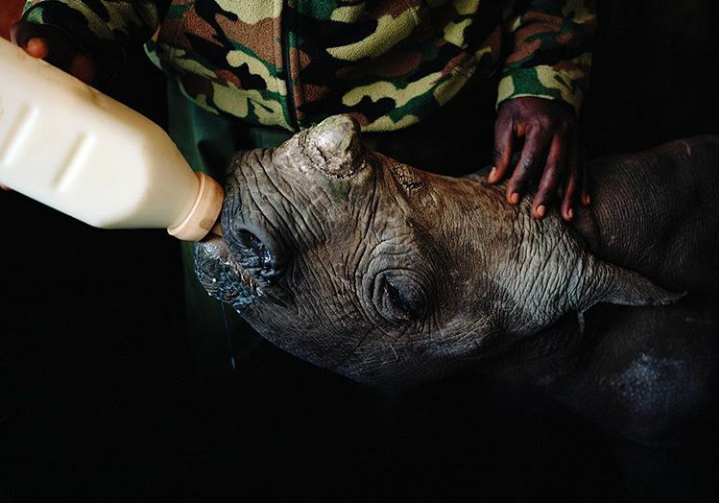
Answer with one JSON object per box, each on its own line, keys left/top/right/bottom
{"left": 195, "top": 115, "right": 719, "bottom": 445}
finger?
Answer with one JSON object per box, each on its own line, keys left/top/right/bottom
{"left": 532, "top": 133, "right": 568, "bottom": 219}
{"left": 0, "top": 184, "right": 11, "bottom": 191}
{"left": 489, "top": 117, "right": 514, "bottom": 184}
{"left": 580, "top": 147, "right": 591, "bottom": 206}
{"left": 561, "top": 137, "right": 581, "bottom": 221}
{"left": 11, "top": 22, "right": 45, "bottom": 50}
{"left": 25, "top": 37, "right": 49, "bottom": 59}
{"left": 11, "top": 23, "right": 84, "bottom": 73}
{"left": 10, "top": 22, "right": 28, "bottom": 46}
{"left": 70, "top": 53, "right": 96, "bottom": 85}
{"left": 506, "top": 124, "right": 551, "bottom": 204}
{"left": 10, "top": 24, "right": 20, "bottom": 45}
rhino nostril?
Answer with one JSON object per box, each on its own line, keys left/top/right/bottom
{"left": 237, "top": 230, "right": 272, "bottom": 265}
{"left": 233, "top": 229, "right": 286, "bottom": 281}
{"left": 238, "top": 230, "right": 265, "bottom": 256}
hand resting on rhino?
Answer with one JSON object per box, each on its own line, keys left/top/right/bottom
{"left": 195, "top": 115, "right": 719, "bottom": 444}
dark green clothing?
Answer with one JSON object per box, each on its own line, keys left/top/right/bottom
{"left": 168, "top": 77, "right": 291, "bottom": 374}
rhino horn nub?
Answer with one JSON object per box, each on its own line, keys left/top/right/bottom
{"left": 303, "top": 114, "right": 364, "bottom": 177}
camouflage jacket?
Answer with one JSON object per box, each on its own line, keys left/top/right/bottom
{"left": 23, "top": 0, "right": 596, "bottom": 132}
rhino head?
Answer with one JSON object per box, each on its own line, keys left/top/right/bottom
{"left": 194, "top": 115, "right": 679, "bottom": 385}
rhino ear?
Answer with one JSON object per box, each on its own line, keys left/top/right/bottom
{"left": 302, "top": 114, "right": 365, "bottom": 177}
{"left": 579, "top": 258, "right": 686, "bottom": 312}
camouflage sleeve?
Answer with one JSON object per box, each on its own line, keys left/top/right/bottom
{"left": 21, "top": 0, "right": 169, "bottom": 71}
{"left": 497, "top": 0, "right": 597, "bottom": 116}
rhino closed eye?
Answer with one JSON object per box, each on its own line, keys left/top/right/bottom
{"left": 374, "top": 273, "right": 430, "bottom": 324}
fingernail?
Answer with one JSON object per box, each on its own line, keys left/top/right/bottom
{"left": 509, "top": 192, "right": 520, "bottom": 205}
{"left": 536, "top": 205, "right": 546, "bottom": 218}
{"left": 583, "top": 194, "right": 591, "bottom": 205}
{"left": 567, "top": 208, "right": 574, "bottom": 220}
{"left": 488, "top": 167, "right": 496, "bottom": 182}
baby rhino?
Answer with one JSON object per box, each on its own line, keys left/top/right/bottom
{"left": 195, "top": 115, "right": 719, "bottom": 445}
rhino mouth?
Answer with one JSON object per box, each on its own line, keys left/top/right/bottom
{"left": 194, "top": 236, "right": 262, "bottom": 312}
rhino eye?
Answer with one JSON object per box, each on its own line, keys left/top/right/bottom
{"left": 380, "top": 276, "right": 428, "bottom": 323}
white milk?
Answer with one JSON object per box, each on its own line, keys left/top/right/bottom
{"left": 0, "top": 37, "right": 223, "bottom": 241}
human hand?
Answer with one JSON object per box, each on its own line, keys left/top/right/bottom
{"left": 11, "top": 22, "right": 95, "bottom": 84}
{"left": 488, "top": 97, "right": 590, "bottom": 222}
{"left": 1, "top": 22, "right": 97, "bottom": 190}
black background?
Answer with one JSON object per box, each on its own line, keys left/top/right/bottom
{"left": 2, "top": 1, "right": 719, "bottom": 501}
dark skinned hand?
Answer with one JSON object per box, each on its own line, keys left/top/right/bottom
{"left": 11, "top": 22, "right": 96, "bottom": 83}
{"left": 488, "top": 97, "right": 590, "bottom": 221}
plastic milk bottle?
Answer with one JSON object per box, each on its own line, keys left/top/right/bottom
{"left": 0, "top": 37, "right": 223, "bottom": 241}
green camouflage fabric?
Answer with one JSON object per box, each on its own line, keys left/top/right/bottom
{"left": 23, "top": 0, "right": 596, "bottom": 132}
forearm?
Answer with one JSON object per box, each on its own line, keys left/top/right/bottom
{"left": 498, "top": 0, "right": 597, "bottom": 115}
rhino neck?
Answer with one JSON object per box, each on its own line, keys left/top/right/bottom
{"left": 479, "top": 311, "right": 589, "bottom": 387}
{"left": 465, "top": 182, "right": 596, "bottom": 336}
{"left": 456, "top": 172, "right": 683, "bottom": 343}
